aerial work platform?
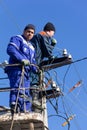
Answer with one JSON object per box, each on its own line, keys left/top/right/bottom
{"left": 0, "top": 112, "right": 44, "bottom": 130}
{"left": 0, "top": 86, "right": 62, "bottom": 130}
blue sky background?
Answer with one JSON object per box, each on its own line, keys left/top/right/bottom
{"left": 0, "top": 0, "right": 87, "bottom": 130}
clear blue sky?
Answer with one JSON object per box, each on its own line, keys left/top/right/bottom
{"left": 0, "top": 0, "right": 87, "bottom": 130}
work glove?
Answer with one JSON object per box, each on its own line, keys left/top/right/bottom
{"left": 51, "top": 38, "right": 57, "bottom": 46}
{"left": 21, "top": 59, "right": 30, "bottom": 66}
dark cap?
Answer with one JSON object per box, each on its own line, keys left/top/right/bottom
{"left": 24, "top": 24, "right": 35, "bottom": 32}
{"left": 43, "top": 22, "right": 55, "bottom": 32}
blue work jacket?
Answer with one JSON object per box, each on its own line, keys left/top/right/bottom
{"left": 6, "top": 35, "right": 37, "bottom": 74}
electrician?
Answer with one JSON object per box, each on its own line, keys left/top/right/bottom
{"left": 5, "top": 24, "right": 37, "bottom": 115}
{"left": 31, "top": 22, "right": 57, "bottom": 65}
{"left": 30, "top": 22, "right": 57, "bottom": 86}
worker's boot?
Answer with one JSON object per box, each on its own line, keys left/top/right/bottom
{"left": 32, "top": 88, "right": 41, "bottom": 113}
{"left": 10, "top": 103, "right": 15, "bottom": 117}
{"left": 10, "top": 102, "right": 20, "bottom": 116}
{"left": 16, "top": 103, "right": 21, "bottom": 114}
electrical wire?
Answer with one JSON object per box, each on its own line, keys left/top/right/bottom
{"left": 62, "top": 65, "right": 71, "bottom": 91}
{"left": 48, "top": 114, "right": 70, "bottom": 130}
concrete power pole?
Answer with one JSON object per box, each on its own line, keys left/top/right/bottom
{"left": 0, "top": 56, "right": 72, "bottom": 130}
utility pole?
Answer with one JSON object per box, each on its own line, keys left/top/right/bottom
{"left": 0, "top": 56, "right": 72, "bottom": 130}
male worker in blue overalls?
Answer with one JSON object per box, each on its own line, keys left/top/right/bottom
{"left": 5, "top": 24, "right": 37, "bottom": 115}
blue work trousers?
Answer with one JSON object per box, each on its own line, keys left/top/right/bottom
{"left": 7, "top": 69, "right": 31, "bottom": 112}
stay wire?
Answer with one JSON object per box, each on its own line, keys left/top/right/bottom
{"left": 61, "top": 57, "right": 86, "bottom": 118}
{"left": 61, "top": 93, "right": 82, "bottom": 130}
{"left": 63, "top": 89, "right": 87, "bottom": 116}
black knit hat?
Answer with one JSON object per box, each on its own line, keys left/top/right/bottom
{"left": 24, "top": 24, "right": 35, "bottom": 32}
{"left": 43, "top": 22, "right": 55, "bottom": 32}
